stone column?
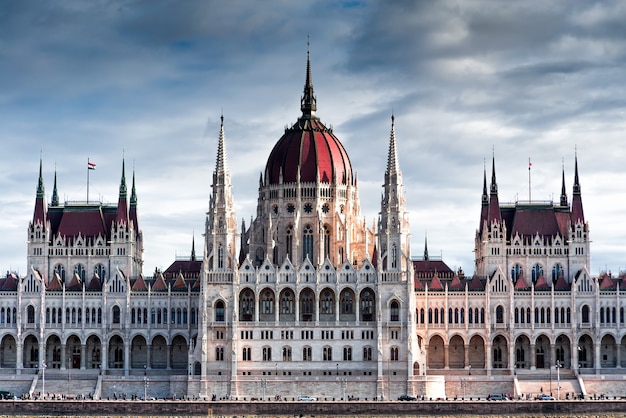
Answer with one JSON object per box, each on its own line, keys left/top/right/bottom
{"left": 530, "top": 343, "right": 536, "bottom": 370}
{"left": 61, "top": 343, "right": 66, "bottom": 370}
{"left": 167, "top": 344, "right": 172, "bottom": 369}
{"left": 81, "top": 344, "right": 87, "bottom": 369}
{"left": 146, "top": 344, "right": 152, "bottom": 369}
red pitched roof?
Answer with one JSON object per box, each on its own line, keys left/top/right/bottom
{"left": 66, "top": 272, "right": 82, "bottom": 291}
{"left": 554, "top": 274, "right": 570, "bottom": 291}
{"left": 152, "top": 274, "right": 167, "bottom": 291}
{"left": 132, "top": 275, "right": 148, "bottom": 291}
{"left": 429, "top": 274, "right": 444, "bottom": 291}
{"left": 449, "top": 274, "right": 464, "bottom": 291}
{"left": 87, "top": 274, "right": 103, "bottom": 291}
{"left": 468, "top": 275, "right": 485, "bottom": 291}
{"left": 47, "top": 273, "right": 63, "bottom": 290}
{"left": 599, "top": 274, "right": 617, "bottom": 290}
{"left": 172, "top": 273, "right": 187, "bottom": 291}
{"left": 515, "top": 275, "right": 530, "bottom": 290}
{"left": 534, "top": 274, "right": 550, "bottom": 291}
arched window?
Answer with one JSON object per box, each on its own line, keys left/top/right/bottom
{"left": 215, "top": 347, "right": 224, "bottom": 361}
{"left": 323, "top": 225, "right": 331, "bottom": 260}
{"left": 286, "top": 226, "right": 293, "bottom": 261}
{"left": 320, "top": 290, "right": 334, "bottom": 314}
{"left": 74, "top": 264, "right": 86, "bottom": 281}
{"left": 217, "top": 244, "right": 224, "bottom": 269}
{"left": 302, "top": 346, "right": 312, "bottom": 361}
{"left": 242, "top": 347, "right": 251, "bottom": 361}
{"left": 496, "top": 305, "right": 504, "bottom": 323}
{"left": 240, "top": 289, "right": 254, "bottom": 321}
{"left": 27, "top": 305, "right": 35, "bottom": 324}
{"left": 302, "top": 224, "right": 314, "bottom": 262}
{"left": 391, "top": 244, "right": 398, "bottom": 269}
{"left": 282, "top": 346, "right": 292, "bottom": 361}
{"left": 112, "top": 306, "right": 121, "bottom": 324}
{"left": 343, "top": 346, "right": 352, "bottom": 361}
{"left": 531, "top": 264, "right": 544, "bottom": 282}
{"left": 511, "top": 264, "right": 523, "bottom": 281}
{"left": 94, "top": 264, "right": 106, "bottom": 279}
{"left": 263, "top": 347, "right": 272, "bottom": 361}
{"left": 53, "top": 264, "right": 66, "bottom": 281}
{"left": 390, "top": 301, "right": 399, "bottom": 321}
{"left": 261, "top": 291, "right": 274, "bottom": 314}
{"left": 363, "top": 346, "right": 372, "bottom": 361}
{"left": 390, "top": 346, "right": 399, "bottom": 361}
{"left": 323, "top": 346, "right": 333, "bottom": 361}
{"left": 581, "top": 305, "right": 590, "bottom": 323}
{"left": 551, "top": 264, "right": 564, "bottom": 282}
{"left": 340, "top": 290, "right": 353, "bottom": 314}
{"left": 360, "top": 290, "right": 374, "bottom": 321}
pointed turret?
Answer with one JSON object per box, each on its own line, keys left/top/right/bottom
{"left": 129, "top": 168, "right": 139, "bottom": 231}
{"left": 205, "top": 114, "right": 238, "bottom": 270}
{"left": 423, "top": 234, "right": 429, "bottom": 261}
{"left": 571, "top": 153, "right": 584, "bottom": 224}
{"left": 216, "top": 114, "right": 229, "bottom": 176}
{"left": 51, "top": 168, "right": 59, "bottom": 206}
{"left": 378, "top": 114, "right": 410, "bottom": 271}
{"left": 33, "top": 158, "right": 46, "bottom": 225}
{"left": 300, "top": 37, "right": 317, "bottom": 120}
{"left": 487, "top": 155, "right": 502, "bottom": 224}
{"left": 386, "top": 115, "right": 400, "bottom": 176}
{"left": 115, "top": 159, "right": 128, "bottom": 225}
{"left": 559, "top": 164, "right": 568, "bottom": 207}
{"left": 191, "top": 235, "right": 196, "bottom": 262}
{"left": 479, "top": 162, "right": 489, "bottom": 233}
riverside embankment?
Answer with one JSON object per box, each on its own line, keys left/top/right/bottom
{"left": 2, "top": 399, "right": 626, "bottom": 417}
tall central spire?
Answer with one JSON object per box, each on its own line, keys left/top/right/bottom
{"left": 300, "top": 36, "right": 317, "bottom": 119}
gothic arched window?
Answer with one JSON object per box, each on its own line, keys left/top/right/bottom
{"left": 302, "top": 225, "right": 314, "bottom": 262}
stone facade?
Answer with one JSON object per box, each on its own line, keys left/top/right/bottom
{"left": 0, "top": 53, "right": 625, "bottom": 401}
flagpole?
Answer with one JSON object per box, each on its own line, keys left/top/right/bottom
{"left": 528, "top": 158, "right": 531, "bottom": 202}
{"left": 87, "top": 158, "right": 90, "bottom": 203}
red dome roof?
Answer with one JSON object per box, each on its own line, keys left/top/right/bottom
{"left": 265, "top": 118, "right": 353, "bottom": 185}
{"left": 264, "top": 49, "right": 353, "bottom": 186}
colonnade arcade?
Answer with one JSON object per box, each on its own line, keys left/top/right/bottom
{"left": 0, "top": 333, "right": 190, "bottom": 371}
{"left": 233, "top": 286, "right": 384, "bottom": 323}
{"left": 425, "top": 333, "right": 626, "bottom": 372}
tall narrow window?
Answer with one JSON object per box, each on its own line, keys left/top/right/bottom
{"left": 303, "top": 225, "right": 314, "bottom": 262}
{"left": 323, "top": 225, "right": 331, "bottom": 260}
{"left": 286, "top": 226, "right": 293, "bottom": 261}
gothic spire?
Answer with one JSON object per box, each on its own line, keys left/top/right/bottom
{"left": 424, "top": 233, "right": 429, "bottom": 261}
{"left": 116, "top": 159, "right": 129, "bottom": 225}
{"left": 560, "top": 161, "right": 568, "bottom": 207}
{"left": 490, "top": 154, "right": 498, "bottom": 195}
{"left": 119, "top": 159, "right": 128, "bottom": 198}
{"left": 300, "top": 36, "right": 317, "bottom": 119}
{"left": 33, "top": 158, "right": 46, "bottom": 224}
{"left": 386, "top": 114, "right": 400, "bottom": 176}
{"left": 129, "top": 167, "right": 139, "bottom": 233}
{"left": 130, "top": 168, "right": 137, "bottom": 206}
{"left": 481, "top": 160, "right": 488, "bottom": 205}
{"left": 216, "top": 114, "right": 229, "bottom": 175}
{"left": 191, "top": 234, "right": 196, "bottom": 262}
{"left": 51, "top": 167, "right": 59, "bottom": 206}
{"left": 571, "top": 151, "right": 585, "bottom": 224}
{"left": 37, "top": 158, "right": 45, "bottom": 199}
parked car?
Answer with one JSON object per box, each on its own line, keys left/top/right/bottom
{"left": 398, "top": 395, "right": 417, "bottom": 401}
{"left": 538, "top": 394, "right": 555, "bottom": 400}
{"left": 488, "top": 394, "right": 508, "bottom": 400}
{"left": 298, "top": 395, "right": 317, "bottom": 401}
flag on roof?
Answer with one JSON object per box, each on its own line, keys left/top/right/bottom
{"left": 88, "top": 160, "right": 96, "bottom": 170}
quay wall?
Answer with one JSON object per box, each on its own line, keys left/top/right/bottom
{"left": 2, "top": 399, "right": 626, "bottom": 416}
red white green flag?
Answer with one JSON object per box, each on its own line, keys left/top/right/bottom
{"left": 88, "top": 161, "right": 96, "bottom": 170}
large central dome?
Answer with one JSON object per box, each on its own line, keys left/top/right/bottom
{"left": 264, "top": 51, "right": 353, "bottom": 186}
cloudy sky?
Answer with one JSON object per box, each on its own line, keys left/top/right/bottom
{"left": 1, "top": 0, "right": 625, "bottom": 277}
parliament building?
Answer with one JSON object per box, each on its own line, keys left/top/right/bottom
{"left": 0, "top": 51, "right": 624, "bottom": 401}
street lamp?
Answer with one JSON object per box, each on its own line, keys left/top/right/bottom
{"left": 468, "top": 364, "right": 471, "bottom": 375}
{"left": 556, "top": 360, "right": 562, "bottom": 400}
{"left": 460, "top": 378, "right": 467, "bottom": 399}
{"left": 275, "top": 363, "right": 277, "bottom": 376}
{"left": 42, "top": 363, "right": 47, "bottom": 400}
{"left": 144, "top": 365, "right": 147, "bottom": 401}
{"left": 336, "top": 363, "right": 339, "bottom": 376}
